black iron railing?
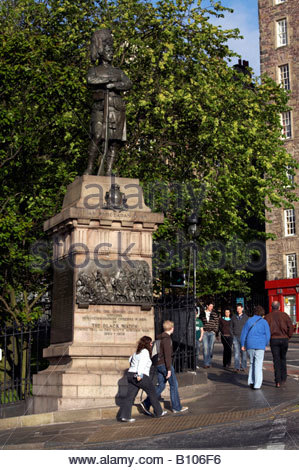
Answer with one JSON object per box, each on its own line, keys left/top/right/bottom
{"left": 154, "top": 295, "right": 197, "bottom": 373}
{"left": 0, "top": 320, "right": 50, "bottom": 405}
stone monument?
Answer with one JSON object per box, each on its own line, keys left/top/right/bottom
{"left": 32, "top": 30, "right": 163, "bottom": 413}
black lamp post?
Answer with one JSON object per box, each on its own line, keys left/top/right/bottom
{"left": 187, "top": 213, "right": 199, "bottom": 302}
{"left": 187, "top": 212, "right": 200, "bottom": 372}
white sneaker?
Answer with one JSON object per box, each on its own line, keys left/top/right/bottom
{"left": 120, "top": 418, "right": 136, "bottom": 422}
{"left": 158, "top": 410, "right": 168, "bottom": 417}
{"left": 173, "top": 406, "right": 188, "bottom": 414}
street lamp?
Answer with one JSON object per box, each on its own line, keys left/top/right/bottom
{"left": 187, "top": 213, "right": 199, "bottom": 301}
{"left": 187, "top": 212, "right": 200, "bottom": 372}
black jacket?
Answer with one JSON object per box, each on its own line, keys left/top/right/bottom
{"left": 230, "top": 313, "right": 248, "bottom": 338}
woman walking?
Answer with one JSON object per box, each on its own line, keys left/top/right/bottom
{"left": 219, "top": 308, "right": 233, "bottom": 368}
{"left": 120, "top": 336, "right": 167, "bottom": 422}
{"left": 240, "top": 306, "right": 270, "bottom": 390}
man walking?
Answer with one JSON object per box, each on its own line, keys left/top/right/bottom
{"left": 199, "top": 302, "right": 219, "bottom": 368}
{"left": 265, "top": 301, "right": 293, "bottom": 388}
{"left": 230, "top": 303, "right": 248, "bottom": 372}
{"left": 195, "top": 306, "right": 204, "bottom": 369}
{"left": 142, "top": 320, "right": 188, "bottom": 414}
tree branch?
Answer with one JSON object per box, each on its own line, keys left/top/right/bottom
{"left": 0, "top": 295, "right": 20, "bottom": 325}
{"left": 28, "top": 287, "right": 48, "bottom": 311}
{"left": 0, "top": 147, "right": 22, "bottom": 169}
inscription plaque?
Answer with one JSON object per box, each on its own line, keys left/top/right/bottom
{"left": 51, "top": 259, "right": 74, "bottom": 344}
{"left": 74, "top": 305, "right": 153, "bottom": 344}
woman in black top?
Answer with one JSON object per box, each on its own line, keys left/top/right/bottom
{"left": 219, "top": 309, "right": 233, "bottom": 368}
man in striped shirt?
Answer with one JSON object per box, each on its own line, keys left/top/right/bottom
{"left": 199, "top": 302, "right": 219, "bottom": 368}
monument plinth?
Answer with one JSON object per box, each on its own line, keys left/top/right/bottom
{"left": 33, "top": 176, "right": 163, "bottom": 414}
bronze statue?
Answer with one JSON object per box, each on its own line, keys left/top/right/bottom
{"left": 85, "top": 29, "right": 132, "bottom": 176}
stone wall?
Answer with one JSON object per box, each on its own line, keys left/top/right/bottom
{"left": 259, "top": 0, "right": 299, "bottom": 280}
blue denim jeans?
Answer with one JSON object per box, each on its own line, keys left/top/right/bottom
{"left": 247, "top": 349, "right": 265, "bottom": 389}
{"left": 202, "top": 331, "right": 215, "bottom": 366}
{"left": 143, "top": 364, "right": 182, "bottom": 412}
{"left": 233, "top": 335, "right": 247, "bottom": 369}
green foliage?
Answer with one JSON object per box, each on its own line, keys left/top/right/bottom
{"left": 0, "top": 0, "right": 297, "bottom": 317}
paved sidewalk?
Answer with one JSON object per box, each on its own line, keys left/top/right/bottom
{"left": 0, "top": 343, "right": 298, "bottom": 450}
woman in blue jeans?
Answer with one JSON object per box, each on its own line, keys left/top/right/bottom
{"left": 240, "top": 306, "right": 270, "bottom": 390}
{"left": 120, "top": 336, "right": 167, "bottom": 422}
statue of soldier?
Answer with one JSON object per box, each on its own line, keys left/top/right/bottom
{"left": 85, "top": 29, "right": 132, "bottom": 175}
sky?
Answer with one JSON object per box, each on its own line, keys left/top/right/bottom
{"left": 206, "top": 0, "right": 260, "bottom": 76}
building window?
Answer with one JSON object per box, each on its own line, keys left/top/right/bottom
{"left": 281, "top": 111, "right": 292, "bottom": 138}
{"left": 286, "top": 254, "right": 297, "bottom": 279}
{"left": 284, "top": 209, "right": 296, "bottom": 236}
{"left": 279, "top": 64, "right": 290, "bottom": 90}
{"left": 277, "top": 19, "right": 288, "bottom": 47}
{"left": 286, "top": 166, "right": 295, "bottom": 185}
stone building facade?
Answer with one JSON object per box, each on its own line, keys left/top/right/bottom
{"left": 259, "top": 0, "right": 299, "bottom": 324}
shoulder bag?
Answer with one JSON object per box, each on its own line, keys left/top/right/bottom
{"left": 244, "top": 317, "right": 262, "bottom": 347}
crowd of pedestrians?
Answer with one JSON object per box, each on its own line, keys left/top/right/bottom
{"left": 196, "top": 300, "right": 294, "bottom": 390}
{"left": 119, "top": 300, "right": 294, "bottom": 422}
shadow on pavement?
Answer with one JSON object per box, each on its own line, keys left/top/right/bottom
{"left": 206, "top": 369, "right": 250, "bottom": 388}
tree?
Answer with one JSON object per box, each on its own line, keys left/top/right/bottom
{"left": 0, "top": 0, "right": 297, "bottom": 317}
{"left": 0, "top": 0, "right": 95, "bottom": 323}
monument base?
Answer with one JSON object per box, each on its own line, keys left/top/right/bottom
{"left": 33, "top": 344, "right": 131, "bottom": 413}
{"left": 33, "top": 305, "right": 154, "bottom": 414}
{"left": 32, "top": 176, "right": 163, "bottom": 414}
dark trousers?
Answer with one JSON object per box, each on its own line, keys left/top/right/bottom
{"left": 120, "top": 372, "right": 163, "bottom": 419}
{"left": 270, "top": 338, "right": 289, "bottom": 384}
{"left": 221, "top": 335, "right": 233, "bottom": 367}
